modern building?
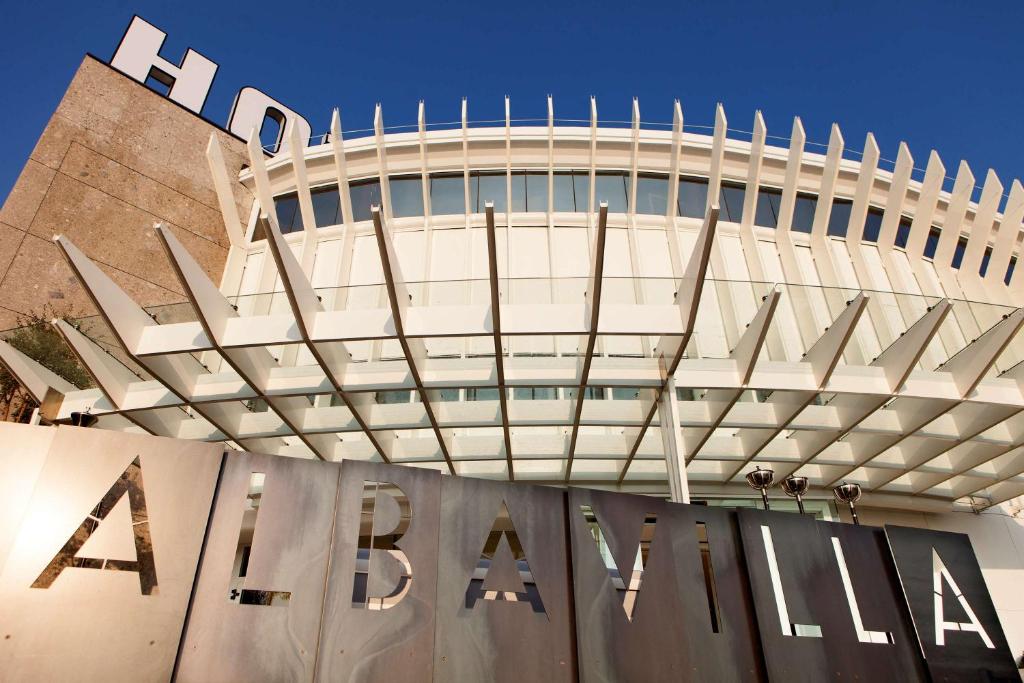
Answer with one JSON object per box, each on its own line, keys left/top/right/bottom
{"left": 2, "top": 15, "right": 1024, "bottom": 676}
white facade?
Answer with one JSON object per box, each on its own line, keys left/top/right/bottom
{"left": 5, "top": 99, "right": 1024, "bottom": 511}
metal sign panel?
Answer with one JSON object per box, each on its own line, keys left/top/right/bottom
{"left": 0, "top": 426, "right": 222, "bottom": 682}
{"left": 315, "top": 460, "right": 441, "bottom": 683}
{"left": 433, "top": 475, "right": 576, "bottom": 682}
{"left": 175, "top": 451, "right": 342, "bottom": 683}
{"left": 568, "top": 487, "right": 764, "bottom": 681}
{"left": 737, "top": 509, "right": 927, "bottom": 682}
{"left": 0, "top": 422, "right": 55, "bottom": 571}
{"left": 885, "top": 525, "right": 1019, "bottom": 682}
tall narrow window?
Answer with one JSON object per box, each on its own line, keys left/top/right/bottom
{"left": 594, "top": 172, "right": 629, "bottom": 212}
{"left": 350, "top": 178, "right": 383, "bottom": 222}
{"left": 678, "top": 177, "right": 710, "bottom": 218}
{"left": 952, "top": 237, "right": 968, "bottom": 269}
{"left": 980, "top": 246, "right": 993, "bottom": 277}
{"left": 791, "top": 194, "right": 817, "bottom": 233}
{"left": 390, "top": 176, "right": 425, "bottom": 218}
{"left": 635, "top": 175, "right": 669, "bottom": 215}
{"left": 924, "top": 228, "right": 941, "bottom": 258}
{"left": 862, "top": 207, "right": 884, "bottom": 243}
{"left": 718, "top": 182, "right": 746, "bottom": 222}
{"left": 524, "top": 173, "right": 547, "bottom": 212}
{"left": 274, "top": 193, "right": 302, "bottom": 234}
{"left": 894, "top": 217, "right": 912, "bottom": 248}
{"left": 827, "top": 199, "right": 853, "bottom": 237}
{"left": 754, "top": 188, "right": 782, "bottom": 228}
{"left": 430, "top": 174, "right": 466, "bottom": 215}
{"left": 310, "top": 185, "right": 341, "bottom": 227}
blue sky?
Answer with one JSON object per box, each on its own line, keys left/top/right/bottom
{"left": 1, "top": 0, "right": 1021, "bottom": 204}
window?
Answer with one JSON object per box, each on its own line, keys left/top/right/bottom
{"left": 676, "top": 387, "right": 700, "bottom": 401}
{"left": 350, "top": 178, "right": 382, "bottom": 222}
{"left": 566, "top": 386, "right": 606, "bottom": 400}
{"left": 980, "top": 246, "right": 993, "bottom": 277}
{"left": 524, "top": 173, "right": 547, "bottom": 211}
{"left": 791, "top": 193, "right": 817, "bottom": 233}
{"left": 310, "top": 185, "right": 341, "bottom": 227}
{"left": 634, "top": 175, "right": 669, "bottom": 215}
{"left": 472, "top": 172, "right": 506, "bottom": 213}
{"left": 718, "top": 182, "right": 745, "bottom": 222}
{"left": 436, "top": 388, "right": 461, "bottom": 402}
{"left": 467, "top": 388, "right": 502, "bottom": 401}
{"left": 430, "top": 174, "right": 466, "bottom": 215}
{"left": 924, "top": 229, "right": 941, "bottom": 259}
{"left": 274, "top": 193, "right": 303, "bottom": 234}
{"left": 553, "top": 172, "right": 576, "bottom": 212}
{"left": 952, "top": 237, "right": 968, "bottom": 269}
{"left": 375, "top": 390, "right": 413, "bottom": 404}
{"left": 594, "top": 172, "right": 629, "bottom": 212}
{"left": 754, "top": 188, "right": 781, "bottom": 228}
{"left": 863, "top": 208, "right": 884, "bottom": 243}
{"left": 513, "top": 387, "right": 557, "bottom": 400}
{"left": 895, "top": 217, "right": 912, "bottom": 248}
{"left": 610, "top": 387, "right": 641, "bottom": 400}
{"left": 826, "top": 199, "right": 852, "bottom": 237}
{"left": 509, "top": 173, "right": 526, "bottom": 212}
{"left": 1006, "top": 256, "right": 1017, "bottom": 285}
{"left": 678, "top": 177, "right": 709, "bottom": 218}
{"left": 390, "top": 176, "right": 424, "bottom": 218}
{"left": 572, "top": 172, "right": 590, "bottom": 212}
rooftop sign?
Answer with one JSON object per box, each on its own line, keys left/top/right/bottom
{"left": 110, "top": 15, "right": 312, "bottom": 155}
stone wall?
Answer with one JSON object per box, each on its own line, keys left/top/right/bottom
{"left": 0, "top": 56, "right": 252, "bottom": 330}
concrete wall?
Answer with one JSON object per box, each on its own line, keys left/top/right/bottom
{"left": 0, "top": 56, "right": 252, "bottom": 331}
{"left": 846, "top": 504, "right": 1024, "bottom": 665}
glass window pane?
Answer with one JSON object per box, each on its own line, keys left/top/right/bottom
{"left": 791, "top": 194, "right": 817, "bottom": 233}
{"left": 594, "top": 172, "right": 628, "bottom": 212}
{"left": 719, "top": 183, "right": 746, "bottom": 222}
{"left": 924, "top": 229, "right": 940, "bottom": 258}
{"left": 952, "top": 238, "right": 967, "bottom": 269}
{"left": 572, "top": 172, "right": 591, "bottom": 212}
{"left": 678, "top": 177, "right": 709, "bottom": 218}
{"left": 553, "top": 173, "right": 575, "bottom": 211}
{"left": 827, "top": 199, "right": 852, "bottom": 237}
{"left": 430, "top": 174, "right": 465, "bottom": 215}
{"left": 350, "top": 179, "right": 382, "bottom": 222}
{"left": 476, "top": 172, "right": 506, "bottom": 213}
{"left": 510, "top": 173, "right": 527, "bottom": 212}
{"left": 895, "top": 217, "right": 912, "bottom": 248}
{"left": 274, "top": 194, "right": 301, "bottom": 233}
{"left": 635, "top": 175, "right": 669, "bottom": 215}
{"left": 375, "top": 390, "right": 412, "bottom": 404}
{"left": 525, "top": 173, "right": 547, "bottom": 212}
{"left": 390, "top": 176, "right": 424, "bottom": 218}
{"left": 754, "top": 189, "right": 780, "bottom": 228}
{"left": 1005, "top": 257, "right": 1016, "bottom": 285}
{"left": 467, "top": 387, "right": 501, "bottom": 401}
{"left": 863, "top": 208, "right": 883, "bottom": 243}
{"left": 980, "top": 246, "right": 992, "bottom": 277}
{"left": 437, "top": 388, "right": 460, "bottom": 402}
{"left": 611, "top": 387, "right": 640, "bottom": 400}
{"left": 513, "top": 387, "right": 556, "bottom": 400}
{"left": 310, "top": 186, "right": 340, "bottom": 227}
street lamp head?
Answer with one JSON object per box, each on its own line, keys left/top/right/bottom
{"left": 833, "top": 482, "right": 862, "bottom": 504}
{"left": 782, "top": 476, "right": 809, "bottom": 498}
{"left": 745, "top": 466, "right": 774, "bottom": 491}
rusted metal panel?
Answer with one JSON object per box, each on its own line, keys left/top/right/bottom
{"left": 738, "top": 509, "right": 926, "bottom": 682}
{"left": 885, "top": 525, "right": 1018, "bottom": 682}
{"left": 0, "top": 426, "right": 223, "bottom": 682}
{"left": 176, "top": 451, "right": 341, "bottom": 683}
{"left": 568, "top": 487, "right": 764, "bottom": 682}
{"left": 315, "top": 460, "right": 441, "bottom": 683}
{"left": 432, "top": 476, "right": 576, "bottom": 682}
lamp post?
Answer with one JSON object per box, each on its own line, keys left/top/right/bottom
{"left": 833, "top": 482, "right": 863, "bottom": 525}
{"left": 745, "top": 466, "right": 774, "bottom": 511}
{"left": 782, "top": 476, "right": 809, "bottom": 514}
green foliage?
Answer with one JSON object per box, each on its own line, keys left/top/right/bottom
{"left": 0, "top": 305, "right": 94, "bottom": 413}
